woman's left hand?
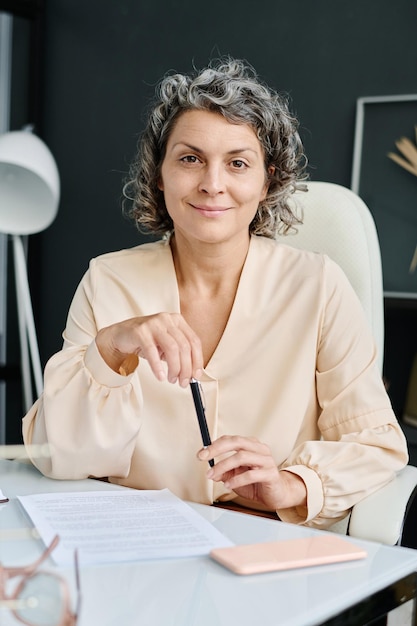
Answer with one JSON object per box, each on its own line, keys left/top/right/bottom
{"left": 198, "top": 435, "right": 307, "bottom": 511}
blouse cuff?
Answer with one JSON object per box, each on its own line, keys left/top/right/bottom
{"left": 276, "top": 465, "right": 324, "bottom": 524}
{"left": 84, "top": 340, "right": 137, "bottom": 387}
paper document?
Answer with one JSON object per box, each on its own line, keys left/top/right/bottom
{"left": 17, "top": 488, "right": 233, "bottom": 566}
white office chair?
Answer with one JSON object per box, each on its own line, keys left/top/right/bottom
{"left": 279, "top": 181, "right": 417, "bottom": 547}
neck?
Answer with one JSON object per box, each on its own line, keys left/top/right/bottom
{"left": 170, "top": 232, "right": 251, "bottom": 295}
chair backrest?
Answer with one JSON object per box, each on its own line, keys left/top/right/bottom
{"left": 277, "top": 181, "right": 384, "bottom": 372}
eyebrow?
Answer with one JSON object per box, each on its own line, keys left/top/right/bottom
{"left": 171, "top": 142, "right": 260, "bottom": 156}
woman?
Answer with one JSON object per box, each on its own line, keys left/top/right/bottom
{"left": 23, "top": 58, "right": 408, "bottom": 529}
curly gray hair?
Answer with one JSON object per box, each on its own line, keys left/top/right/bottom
{"left": 124, "top": 58, "right": 307, "bottom": 238}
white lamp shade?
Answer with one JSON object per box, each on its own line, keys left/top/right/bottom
{"left": 0, "top": 130, "right": 60, "bottom": 235}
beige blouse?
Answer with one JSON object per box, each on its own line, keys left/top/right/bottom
{"left": 23, "top": 236, "right": 408, "bottom": 529}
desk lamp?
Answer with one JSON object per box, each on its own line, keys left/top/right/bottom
{"left": 0, "top": 128, "right": 60, "bottom": 411}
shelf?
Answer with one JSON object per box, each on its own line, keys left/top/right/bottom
{"left": 384, "top": 296, "right": 417, "bottom": 310}
{"left": 384, "top": 292, "right": 417, "bottom": 299}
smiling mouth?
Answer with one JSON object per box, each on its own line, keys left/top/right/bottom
{"left": 191, "top": 204, "right": 230, "bottom": 216}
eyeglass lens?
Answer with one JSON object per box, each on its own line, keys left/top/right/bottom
{"left": 15, "top": 572, "right": 66, "bottom": 626}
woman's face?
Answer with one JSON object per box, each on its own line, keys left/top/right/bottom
{"left": 158, "top": 110, "right": 269, "bottom": 248}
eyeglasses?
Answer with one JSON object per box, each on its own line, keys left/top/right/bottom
{"left": 0, "top": 534, "right": 80, "bottom": 626}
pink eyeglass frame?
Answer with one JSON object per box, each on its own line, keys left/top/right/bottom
{"left": 0, "top": 534, "right": 80, "bottom": 626}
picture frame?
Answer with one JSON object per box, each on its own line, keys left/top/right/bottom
{"left": 351, "top": 94, "right": 417, "bottom": 296}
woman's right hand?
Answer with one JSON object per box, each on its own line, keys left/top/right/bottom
{"left": 95, "top": 313, "right": 203, "bottom": 387}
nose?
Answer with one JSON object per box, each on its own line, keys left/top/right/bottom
{"left": 198, "top": 163, "right": 225, "bottom": 196}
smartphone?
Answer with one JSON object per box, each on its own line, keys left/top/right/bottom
{"left": 210, "top": 534, "right": 367, "bottom": 575}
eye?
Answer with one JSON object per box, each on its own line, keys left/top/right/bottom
{"left": 180, "top": 155, "right": 200, "bottom": 164}
{"left": 231, "top": 159, "right": 248, "bottom": 170}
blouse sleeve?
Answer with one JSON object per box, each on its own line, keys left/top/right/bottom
{"left": 22, "top": 260, "right": 144, "bottom": 480}
{"left": 277, "top": 257, "right": 408, "bottom": 528}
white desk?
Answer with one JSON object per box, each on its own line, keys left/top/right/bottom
{"left": 0, "top": 459, "right": 416, "bottom": 626}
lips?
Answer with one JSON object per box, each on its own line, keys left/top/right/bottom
{"left": 191, "top": 204, "right": 230, "bottom": 217}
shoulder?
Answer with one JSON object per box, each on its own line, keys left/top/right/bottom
{"left": 77, "top": 240, "right": 174, "bottom": 298}
{"left": 88, "top": 239, "right": 170, "bottom": 274}
{"left": 250, "top": 235, "right": 352, "bottom": 295}
{"left": 91, "top": 239, "right": 168, "bottom": 264}
{"left": 251, "top": 235, "right": 333, "bottom": 274}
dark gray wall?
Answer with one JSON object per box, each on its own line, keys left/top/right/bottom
{"left": 35, "top": 0, "right": 417, "bottom": 360}
{"left": 6, "top": 0, "right": 417, "bottom": 440}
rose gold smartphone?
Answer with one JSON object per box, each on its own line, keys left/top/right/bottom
{"left": 210, "top": 534, "right": 367, "bottom": 575}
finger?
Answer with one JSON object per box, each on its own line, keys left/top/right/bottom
{"left": 164, "top": 324, "right": 194, "bottom": 385}
{"left": 150, "top": 313, "right": 203, "bottom": 385}
{"left": 200, "top": 435, "right": 271, "bottom": 461}
{"left": 137, "top": 338, "right": 167, "bottom": 382}
{"left": 135, "top": 324, "right": 166, "bottom": 381}
{"left": 208, "top": 449, "right": 275, "bottom": 482}
{"left": 136, "top": 314, "right": 189, "bottom": 384}
{"left": 167, "top": 316, "right": 204, "bottom": 383}
{"left": 181, "top": 325, "right": 204, "bottom": 380}
{"left": 107, "top": 313, "right": 203, "bottom": 385}
{"left": 132, "top": 316, "right": 180, "bottom": 381}
{"left": 222, "top": 467, "right": 277, "bottom": 491}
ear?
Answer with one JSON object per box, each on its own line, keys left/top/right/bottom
{"left": 157, "top": 178, "right": 164, "bottom": 191}
{"left": 261, "top": 165, "right": 275, "bottom": 199}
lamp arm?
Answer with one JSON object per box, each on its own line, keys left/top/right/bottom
{"left": 12, "top": 234, "right": 43, "bottom": 409}
{"left": 14, "top": 240, "right": 32, "bottom": 411}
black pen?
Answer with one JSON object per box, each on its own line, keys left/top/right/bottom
{"left": 190, "top": 378, "right": 214, "bottom": 467}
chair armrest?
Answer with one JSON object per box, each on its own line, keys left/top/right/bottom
{"left": 348, "top": 465, "right": 417, "bottom": 545}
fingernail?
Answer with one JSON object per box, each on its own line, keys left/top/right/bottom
{"left": 195, "top": 369, "right": 203, "bottom": 379}
{"left": 198, "top": 448, "right": 209, "bottom": 460}
{"left": 207, "top": 469, "right": 214, "bottom": 479}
